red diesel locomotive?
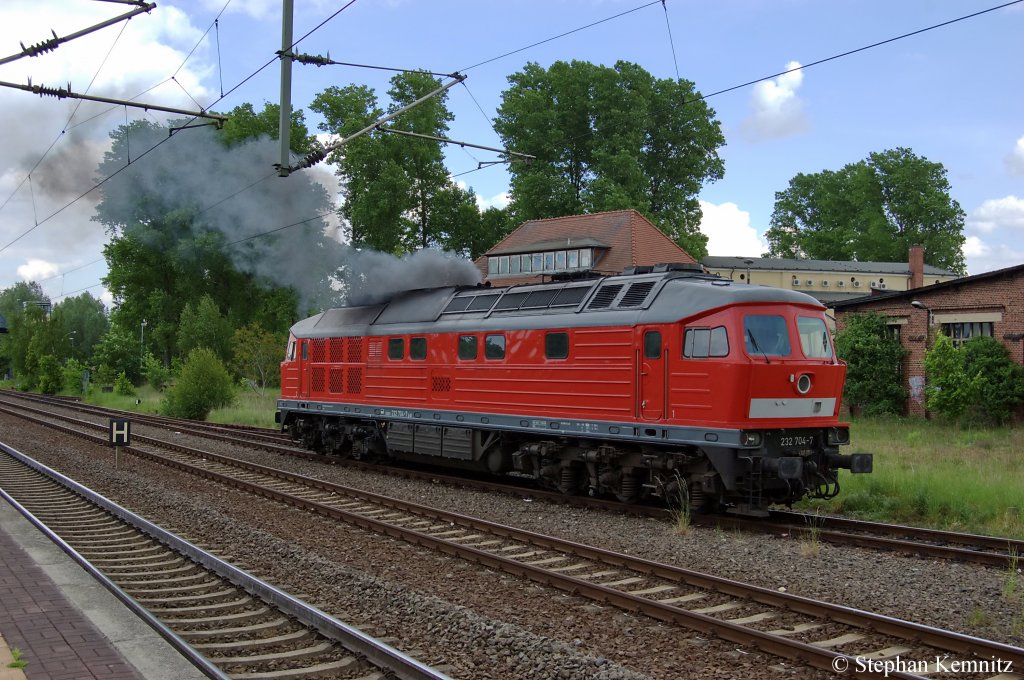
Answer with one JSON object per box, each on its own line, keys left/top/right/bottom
{"left": 276, "top": 264, "right": 871, "bottom": 515}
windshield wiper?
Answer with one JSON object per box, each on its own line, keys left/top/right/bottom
{"left": 746, "top": 329, "right": 771, "bottom": 364}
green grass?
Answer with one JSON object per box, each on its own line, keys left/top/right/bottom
{"left": 207, "top": 390, "right": 279, "bottom": 428}
{"left": 799, "top": 416, "right": 1024, "bottom": 539}
{"left": 7, "top": 646, "right": 27, "bottom": 669}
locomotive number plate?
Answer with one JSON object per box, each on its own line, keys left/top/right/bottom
{"left": 779, "top": 435, "right": 815, "bottom": 448}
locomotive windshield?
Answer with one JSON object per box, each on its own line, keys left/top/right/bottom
{"left": 797, "top": 316, "right": 833, "bottom": 358}
{"left": 744, "top": 315, "right": 791, "bottom": 357}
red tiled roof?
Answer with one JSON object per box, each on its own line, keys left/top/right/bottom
{"left": 474, "top": 209, "right": 695, "bottom": 282}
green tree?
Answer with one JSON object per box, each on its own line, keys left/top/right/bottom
{"left": 52, "top": 292, "right": 108, "bottom": 362}
{"left": 311, "top": 71, "right": 482, "bottom": 254}
{"left": 178, "top": 295, "right": 233, "bottom": 363}
{"left": 91, "top": 323, "right": 144, "bottom": 384}
{"left": 162, "top": 347, "right": 235, "bottom": 420}
{"left": 36, "top": 355, "right": 63, "bottom": 395}
{"left": 231, "top": 322, "right": 283, "bottom": 395}
{"left": 95, "top": 107, "right": 337, "bottom": 368}
{"left": 0, "top": 282, "right": 49, "bottom": 380}
{"left": 62, "top": 358, "right": 89, "bottom": 394}
{"left": 766, "top": 148, "right": 966, "bottom": 273}
{"left": 141, "top": 352, "right": 171, "bottom": 390}
{"left": 924, "top": 334, "right": 979, "bottom": 421}
{"left": 493, "top": 60, "right": 725, "bottom": 259}
{"left": 834, "top": 313, "right": 907, "bottom": 415}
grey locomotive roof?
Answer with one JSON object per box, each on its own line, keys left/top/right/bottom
{"left": 702, "top": 255, "right": 956, "bottom": 276}
{"left": 290, "top": 272, "right": 825, "bottom": 339}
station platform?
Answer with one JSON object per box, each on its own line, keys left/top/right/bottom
{"left": 0, "top": 500, "right": 207, "bottom": 680}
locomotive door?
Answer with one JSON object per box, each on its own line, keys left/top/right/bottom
{"left": 638, "top": 328, "right": 664, "bottom": 420}
{"left": 297, "top": 339, "right": 310, "bottom": 399}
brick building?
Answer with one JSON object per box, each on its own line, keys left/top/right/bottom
{"left": 830, "top": 263, "right": 1024, "bottom": 416}
{"left": 474, "top": 209, "right": 696, "bottom": 285}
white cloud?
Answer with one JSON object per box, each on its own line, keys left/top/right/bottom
{"left": 962, "top": 235, "right": 990, "bottom": 257}
{"left": 17, "top": 259, "right": 58, "bottom": 281}
{"left": 739, "top": 61, "right": 808, "bottom": 142}
{"left": 698, "top": 200, "right": 767, "bottom": 256}
{"left": 475, "top": 191, "right": 510, "bottom": 211}
{"left": 967, "top": 195, "right": 1024, "bottom": 233}
{"left": 1005, "top": 136, "right": 1024, "bottom": 176}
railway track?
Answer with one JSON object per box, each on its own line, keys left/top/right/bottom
{"left": 0, "top": 442, "right": 449, "bottom": 680}
{"left": 3, "top": 391, "right": 1023, "bottom": 570}
{"left": 2, "top": 399, "right": 1022, "bottom": 678}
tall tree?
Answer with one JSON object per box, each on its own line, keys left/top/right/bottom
{"left": 765, "top": 148, "right": 967, "bottom": 273}
{"left": 311, "top": 72, "right": 482, "bottom": 254}
{"left": 493, "top": 60, "right": 726, "bottom": 259}
{"left": 94, "top": 103, "right": 338, "bottom": 366}
{"left": 0, "top": 282, "right": 49, "bottom": 380}
{"left": 51, "top": 292, "right": 108, "bottom": 362}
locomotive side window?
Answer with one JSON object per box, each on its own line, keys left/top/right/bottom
{"left": 301, "top": 341, "right": 307, "bottom": 360}
{"left": 410, "top": 337, "right": 427, "bottom": 360}
{"left": 797, "top": 316, "right": 832, "bottom": 358}
{"left": 458, "top": 335, "right": 477, "bottom": 360}
{"left": 683, "top": 327, "right": 729, "bottom": 358}
{"left": 545, "top": 332, "right": 569, "bottom": 359}
{"left": 643, "top": 331, "right": 661, "bottom": 359}
{"left": 744, "top": 315, "right": 790, "bottom": 357}
{"left": 287, "top": 341, "right": 296, "bottom": 361}
{"left": 484, "top": 334, "right": 506, "bottom": 360}
{"left": 388, "top": 337, "right": 404, "bottom": 360}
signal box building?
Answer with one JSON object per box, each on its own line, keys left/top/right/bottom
{"left": 475, "top": 209, "right": 697, "bottom": 285}
{"left": 829, "top": 263, "right": 1024, "bottom": 417}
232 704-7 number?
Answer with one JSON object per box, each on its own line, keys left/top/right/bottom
{"left": 779, "top": 435, "right": 814, "bottom": 448}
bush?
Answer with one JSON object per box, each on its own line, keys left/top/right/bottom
{"left": 835, "top": 313, "right": 907, "bottom": 415}
{"left": 62, "top": 359, "right": 88, "bottom": 394}
{"left": 114, "top": 371, "right": 136, "bottom": 396}
{"left": 36, "top": 355, "right": 64, "bottom": 394}
{"left": 925, "top": 334, "right": 1024, "bottom": 425}
{"left": 161, "top": 347, "right": 235, "bottom": 420}
{"left": 142, "top": 352, "right": 171, "bottom": 390}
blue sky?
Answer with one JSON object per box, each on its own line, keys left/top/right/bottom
{"left": 1, "top": 0, "right": 1021, "bottom": 307}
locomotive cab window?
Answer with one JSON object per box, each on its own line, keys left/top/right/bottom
{"left": 744, "top": 315, "right": 790, "bottom": 357}
{"left": 410, "top": 337, "right": 427, "bottom": 360}
{"left": 684, "top": 326, "right": 729, "bottom": 358}
{"left": 545, "top": 332, "right": 569, "bottom": 359}
{"left": 388, "top": 337, "right": 404, "bottom": 360}
{"left": 484, "top": 334, "right": 506, "bottom": 360}
{"left": 458, "top": 335, "right": 477, "bottom": 360}
{"left": 797, "top": 317, "right": 832, "bottom": 358}
{"left": 287, "top": 340, "right": 296, "bottom": 361}
{"left": 643, "top": 331, "right": 661, "bottom": 359}
{"left": 301, "top": 341, "right": 307, "bottom": 360}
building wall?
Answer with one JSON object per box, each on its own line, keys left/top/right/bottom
{"left": 833, "top": 268, "right": 1024, "bottom": 416}
{"left": 704, "top": 267, "right": 957, "bottom": 296}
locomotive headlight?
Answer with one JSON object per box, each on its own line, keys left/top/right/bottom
{"left": 827, "top": 427, "right": 850, "bottom": 445}
{"left": 795, "top": 373, "right": 812, "bottom": 394}
{"left": 740, "top": 431, "right": 762, "bottom": 447}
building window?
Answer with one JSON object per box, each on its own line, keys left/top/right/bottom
{"left": 490, "top": 248, "right": 596, "bottom": 277}
{"left": 567, "top": 250, "right": 579, "bottom": 268}
{"left": 485, "top": 334, "right": 506, "bottom": 360}
{"left": 521, "top": 254, "right": 532, "bottom": 273}
{"left": 543, "top": 252, "right": 555, "bottom": 271}
{"left": 545, "top": 332, "right": 569, "bottom": 359}
{"left": 941, "top": 322, "right": 994, "bottom": 347}
{"left": 458, "top": 335, "right": 477, "bottom": 360}
{"left": 410, "top": 337, "right": 427, "bottom": 360}
{"left": 388, "top": 337, "right": 404, "bottom": 360}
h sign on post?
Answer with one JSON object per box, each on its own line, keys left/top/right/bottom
{"left": 109, "top": 419, "right": 131, "bottom": 447}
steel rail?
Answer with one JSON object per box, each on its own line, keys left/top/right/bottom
{"left": 0, "top": 441, "right": 450, "bottom": 680}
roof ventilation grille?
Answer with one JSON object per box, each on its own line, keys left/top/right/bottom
{"left": 587, "top": 284, "right": 623, "bottom": 309}
{"left": 619, "top": 281, "right": 656, "bottom": 307}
